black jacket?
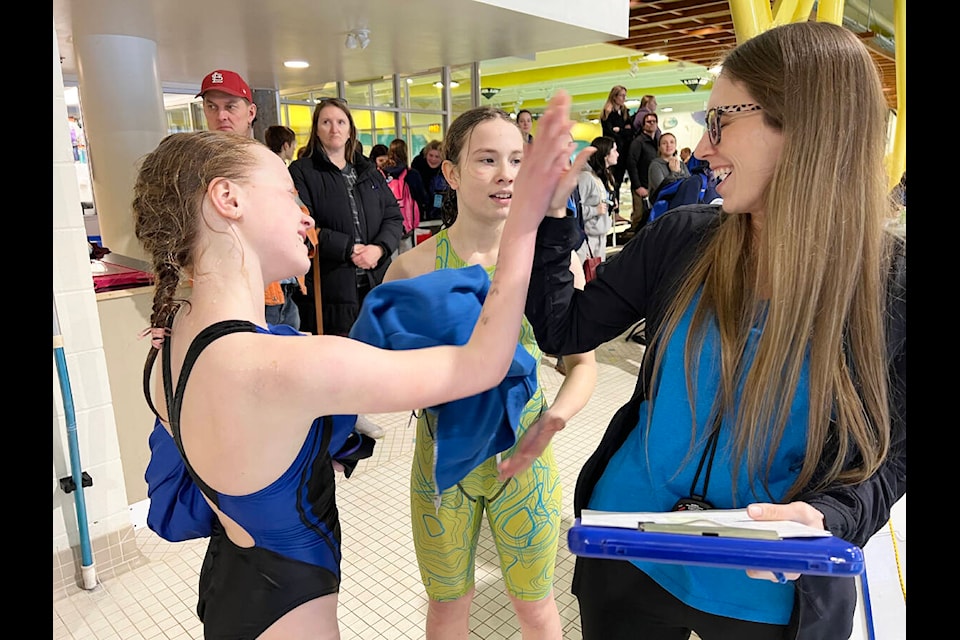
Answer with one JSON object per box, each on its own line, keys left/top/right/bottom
{"left": 601, "top": 108, "right": 633, "bottom": 157}
{"left": 289, "top": 151, "right": 403, "bottom": 335}
{"left": 411, "top": 155, "right": 445, "bottom": 220}
{"left": 525, "top": 206, "right": 907, "bottom": 640}
{"left": 627, "top": 132, "right": 659, "bottom": 191}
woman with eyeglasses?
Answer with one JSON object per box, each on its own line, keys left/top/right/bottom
{"left": 382, "top": 105, "right": 597, "bottom": 640}
{"left": 289, "top": 98, "right": 404, "bottom": 337}
{"left": 523, "top": 21, "right": 906, "bottom": 640}
{"left": 132, "top": 91, "right": 586, "bottom": 640}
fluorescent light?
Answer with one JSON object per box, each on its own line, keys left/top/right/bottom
{"left": 645, "top": 53, "right": 668, "bottom": 62}
{"left": 284, "top": 60, "right": 309, "bottom": 69}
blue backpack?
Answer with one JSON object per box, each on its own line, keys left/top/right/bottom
{"left": 648, "top": 173, "right": 709, "bottom": 223}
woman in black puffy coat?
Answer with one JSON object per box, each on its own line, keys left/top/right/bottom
{"left": 289, "top": 98, "right": 403, "bottom": 336}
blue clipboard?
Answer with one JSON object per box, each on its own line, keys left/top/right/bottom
{"left": 567, "top": 518, "right": 864, "bottom": 576}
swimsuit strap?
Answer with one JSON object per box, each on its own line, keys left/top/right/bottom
{"left": 162, "top": 319, "right": 258, "bottom": 507}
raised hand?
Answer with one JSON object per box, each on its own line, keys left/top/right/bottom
{"left": 510, "top": 91, "right": 595, "bottom": 227}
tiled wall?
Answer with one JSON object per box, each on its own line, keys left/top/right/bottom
{"left": 53, "top": 19, "right": 136, "bottom": 591}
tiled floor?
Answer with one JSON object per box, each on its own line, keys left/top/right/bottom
{"left": 53, "top": 327, "right": 647, "bottom": 640}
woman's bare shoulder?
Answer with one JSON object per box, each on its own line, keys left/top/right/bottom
{"left": 384, "top": 237, "right": 438, "bottom": 282}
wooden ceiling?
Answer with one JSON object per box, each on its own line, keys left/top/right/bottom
{"left": 610, "top": 0, "right": 899, "bottom": 110}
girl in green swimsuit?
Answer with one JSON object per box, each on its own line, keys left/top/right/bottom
{"left": 384, "top": 106, "right": 598, "bottom": 640}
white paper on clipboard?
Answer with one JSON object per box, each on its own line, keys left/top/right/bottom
{"left": 580, "top": 508, "right": 833, "bottom": 539}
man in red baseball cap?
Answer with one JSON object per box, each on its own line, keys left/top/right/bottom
{"left": 197, "top": 69, "right": 256, "bottom": 136}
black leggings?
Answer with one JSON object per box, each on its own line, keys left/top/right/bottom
{"left": 573, "top": 557, "right": 789, "bottom": 640}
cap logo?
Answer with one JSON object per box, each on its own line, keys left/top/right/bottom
{"left": 211, "top": 72, "right": 225, "bottom": 84}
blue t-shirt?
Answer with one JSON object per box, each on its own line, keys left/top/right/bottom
{"left": 589, "top": 294, "right": 810, "bottom": 624}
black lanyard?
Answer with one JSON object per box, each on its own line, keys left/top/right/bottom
{"left": 671, "top": 413, "right": 721, "bottom": 511}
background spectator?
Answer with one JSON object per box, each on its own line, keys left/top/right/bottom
{"left": 517, "top": 109, "right": 534, "bottom": 143}
{"left": 576, "top": 135, "right": 617, "bottom": 266}
{"left": 265, "top": 125, "right": 297, "bottom": 164}
{"left": 600, "top": 85, "right": 633, "bottom": 196}
{"left": 626, "top": 111, "right": 659, "bottom": 231}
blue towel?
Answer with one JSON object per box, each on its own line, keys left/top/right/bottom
{"left": 349, "top": 265, "right": 538, "bottom": 492}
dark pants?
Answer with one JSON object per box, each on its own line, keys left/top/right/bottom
{"left": 630, "top": 189, "right": 650, "bottom": 230}
{"left": 292, "top": 287, "right": 316, "bottom": 335}
{"left": 573, "top": 557, "right": 789, "bottom": 640}
{"left": 611, "top": 160, "right": 628, "bottom": 196}
{"left": 294, "top": 274, "right": 374, "bottom": 337}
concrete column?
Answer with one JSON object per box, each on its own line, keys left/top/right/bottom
{"left": 71, "top": 1, "right": 167, "bottom": 262}
{"left": 253, "top": 88, "right": 281, "bottom": 142}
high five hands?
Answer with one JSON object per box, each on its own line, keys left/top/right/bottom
{"left": 510, "top": 90, "right": 595, "bottom": 225}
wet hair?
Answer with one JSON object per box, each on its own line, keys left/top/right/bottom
{"left": 301, "top": 98, "right": 361, "bottom": 162}
{"left": 437, "top": 106, "right": 518, "bottom": 228}
{"left": 264, "top": 125, "right": 296, "bottom": 154}
{"left": 132, "top": 132, "right": 265, "bottom": 406}
{"left": 132, "top": 131, "right": 262, "bottom": 356}
{"left": 587, "top": 136, "right": 616, "bottom": 192}
{"left": 649, "top": 21, "right": 895, "bottom": 501}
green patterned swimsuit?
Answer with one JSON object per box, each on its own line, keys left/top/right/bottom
{"left": 409, "top": 228, "right": 562, "bottom": 602}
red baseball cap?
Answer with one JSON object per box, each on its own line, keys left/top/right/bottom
{"left": 196, "top": 69, "right": 252, "bottom": 100}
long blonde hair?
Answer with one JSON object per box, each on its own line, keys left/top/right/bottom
{"left": 601, "top": 85, "right": 629, "bottom": 121}
{"left": 648, "top": 21, "right": 896, "bottom": 501}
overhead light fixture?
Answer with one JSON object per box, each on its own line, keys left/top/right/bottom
{"left": 480, "top": 87, "right": 501, "bottom": 100}
{"left": 681, "top": 77, "right": 709, "bottom": 92}
{"left": 345, "top": 28, "right": 370, "bottom": 50}
{"left": 627, "top": 56, "right": 642, "bottom": 78}
{"left": 432, "top": 81, "right": 460, "bottom": 89}
{"left": 645, "top": 52, "right": 668, "bottom": 62}
{"left": 284, "top": 60, "right": 309, "bottom": 69}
